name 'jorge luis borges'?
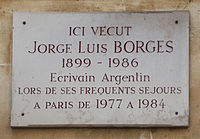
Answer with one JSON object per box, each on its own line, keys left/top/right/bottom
{"left": 28, "top": 40, "right": 174, "bottom": 55}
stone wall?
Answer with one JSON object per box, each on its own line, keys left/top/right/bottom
{"left": 0, "top": 0, "right": 199, "bottom": 138}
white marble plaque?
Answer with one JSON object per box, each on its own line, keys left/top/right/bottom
{"left": 11, "top": 11, "right": 189, "bottom": 127}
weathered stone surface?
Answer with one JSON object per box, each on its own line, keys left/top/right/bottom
{"left": 0, "top": 0, "right": 199, "bottom": 138}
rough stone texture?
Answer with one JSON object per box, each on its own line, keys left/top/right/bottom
{"left": 0, "top": 0, "right": 199, "bottom": 138}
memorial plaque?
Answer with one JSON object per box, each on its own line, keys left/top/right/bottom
{"left": 11, "top": 11, "right": 189, "bottom": 127}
